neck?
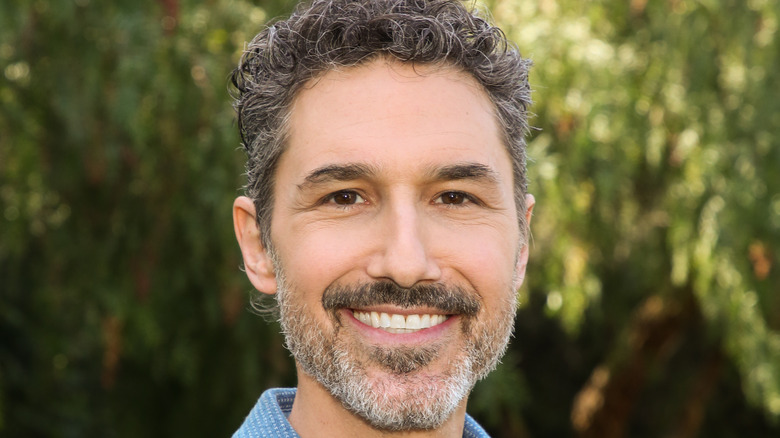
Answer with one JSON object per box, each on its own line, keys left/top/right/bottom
{"left": 288, "top": 367, "right": 469, "bottom": 438}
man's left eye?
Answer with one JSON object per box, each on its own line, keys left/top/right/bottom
{"left": 435, "top": 192, "right": 470, "bottom": 205}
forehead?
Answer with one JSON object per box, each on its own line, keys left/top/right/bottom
{"left": 281, "top": 59, "right": 511, "bottom": 182}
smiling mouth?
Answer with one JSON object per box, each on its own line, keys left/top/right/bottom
{"left": 351, "top": 310, "right": 450, "bottom": 334}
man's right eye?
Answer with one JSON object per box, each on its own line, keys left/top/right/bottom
{"left": 326, "top": 190, "right": 365, "bottom": 206}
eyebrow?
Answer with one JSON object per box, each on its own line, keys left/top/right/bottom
{"left": 296, "top": 161, "right": 501, "bottom": 191}
{"left": 430, "top": 163, "right": 501, "bottom": 185}
{"left": 298, "top": 163, "right": 377, "bottom": 190}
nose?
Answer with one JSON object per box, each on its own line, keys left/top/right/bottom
{"left": 366, "top": 202, "right": 441, "bottom": 288}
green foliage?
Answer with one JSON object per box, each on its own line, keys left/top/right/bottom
{"left": 1, "top": 0, "right": 297, "bottom": 436}
{"left": 1, "top": 0, "right": 778, "bottom": 437}
{"left": 479, "top": 0, "right": 780, "bottom": 434}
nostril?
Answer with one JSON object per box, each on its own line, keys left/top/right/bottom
{"left": 366, "top": 242, "right": 442, "bottom": 288}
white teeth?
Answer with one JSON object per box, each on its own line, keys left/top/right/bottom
{"left": 390, "top": 314, "right": 405, "bottom": 329}
{"left": 352, "top": 310, "right": 449, "bottom": 333}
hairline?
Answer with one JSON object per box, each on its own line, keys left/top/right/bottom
{"left": 256, "top": 55, "right": 529, "bottom": 250}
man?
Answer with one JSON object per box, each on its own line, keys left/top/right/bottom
{"left": 230, "top": 0, "right": 534, "bottom": 436}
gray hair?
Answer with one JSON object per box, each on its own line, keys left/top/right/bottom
{"left": 231, "top": 0, "right": 533, "bottom": 248}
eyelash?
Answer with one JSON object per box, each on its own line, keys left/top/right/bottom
{"left": 433, "top": 191, "right": 481, "bottom": 207}
{"left": 319, "top": 190, "right": 481, "bottom": 209}
{"left": 322, "top": 190, "right": 366, "bottom": 208}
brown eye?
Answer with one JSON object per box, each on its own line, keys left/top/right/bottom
{"left": 330, "top": 191, "right": 363, "bottom": 205}
{"left": 439, "top": 192, "right": 466, "bottom": 205}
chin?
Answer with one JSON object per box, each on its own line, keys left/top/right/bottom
{"left": 330, "top": 361, "right": 474, "bottom": 431}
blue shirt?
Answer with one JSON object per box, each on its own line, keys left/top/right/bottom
{"left": 233, "top": 387, "right": 491, "bottom": 437}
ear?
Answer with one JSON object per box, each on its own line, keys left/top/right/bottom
{"left": 513, "top": 194, "right": 535, "bottom": 291}
{"left": 233, "top": 196, "right": 278, "bottom": 295}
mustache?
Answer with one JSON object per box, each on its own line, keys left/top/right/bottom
{"left": 321, "top": 281, "right": 480, "bottom": 316}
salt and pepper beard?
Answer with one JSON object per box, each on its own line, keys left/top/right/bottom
{"left": 273, "top": 258, "right": 519, "bottom": 431}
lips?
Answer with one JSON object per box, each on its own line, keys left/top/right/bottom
{"left": 352, "top": 310, "right": 449, "bottom": 334}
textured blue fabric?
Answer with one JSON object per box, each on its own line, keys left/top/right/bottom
{"left": 462, "top": 411, "right": 491, "bottom": 438}
{"left": 233, "top": 388, "right": 299, "bottom": 438}
{"left": 233, "top": 387, "right": 491, "bottom": 437}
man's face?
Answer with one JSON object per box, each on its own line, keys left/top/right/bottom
{"left": 266, "top": 60, "right": 531, "bottom": 430}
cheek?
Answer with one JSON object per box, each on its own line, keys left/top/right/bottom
{"left": 436, "top": 225, "right": 519, "bottom": 291}
{"left": 274, "top": 221, "right": 375, "bottom": 294}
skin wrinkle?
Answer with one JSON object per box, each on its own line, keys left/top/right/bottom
{"left": 295, "top": 161, "right": 508, "bottom": 214}
{"left": 230, "top": 2, "right": 536, "bottom": 432}
{"left": 232, "top": 0, "right": 533, "bottom": 254}
{"left": 273, "top": 237, "right": 518, "bottom": 430}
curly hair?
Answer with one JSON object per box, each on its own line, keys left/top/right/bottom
{"left": 231, "top": 0, "right": 532, "bottom": 249}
